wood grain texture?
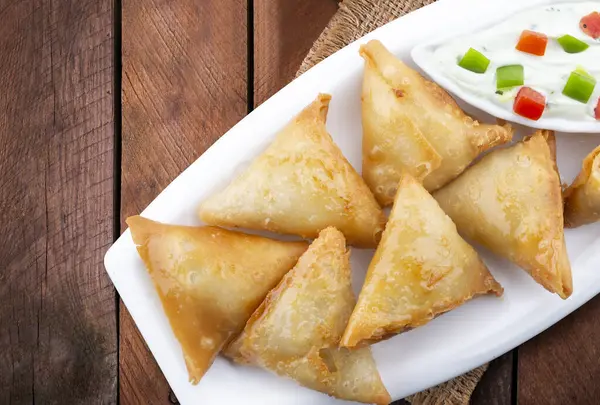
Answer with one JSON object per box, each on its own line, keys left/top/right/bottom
{"left": 471, "top": 353, "right": 514, "bottom": 405}
{"left": 518, "top": 295, "right": 600, "bottom": 405}
{"left": 0, "top": 0, "right": 116, "bottom": 404}
{"left": 253, "top": 0, "right": 338, "bottom": 106}
{"left": 120, "top": 0, "right": 247, "bottom": 403}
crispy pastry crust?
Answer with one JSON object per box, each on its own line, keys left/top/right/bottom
{"left": 198, "top": 94, "right": 386, "bottom": 248}
{"left": 360, "top": 40, "right": 513, "bottom": 205}
{"left": 563, "top": 145, "right": 600, "bottom": 228}
{"left": 127, "top": 215, "right": 307, "bottom": 384}
{"left": 434, "top": 130, "right": 573, "bottom": 299}
{"left": 341, "top": 173, "right": 502, "bottom": 348}
{"left": 225, "top": 227, "right": 391, "bottom": 405}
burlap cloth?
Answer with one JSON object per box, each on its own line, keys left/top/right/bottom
{"left": 296, "top": 1, "right": 488, "bottom": 404}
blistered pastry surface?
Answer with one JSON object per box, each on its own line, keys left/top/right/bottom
{"left": 127, "top": 216, "right": 307, "bottom": 383}
{"left": 564, "top": 145, "right": 600, "bottom": 228}
{"left": 199, "top": 94, "right": 385, "bottom": 248}
{"left": 434, "top": 131, "right": 572, "bottom": 298}
{"left": 360, "top": 40, "right": 513, "bottom": 204}
{"left": 342, "top": 173, "right": 501, "bottom": 347}
{"left": 227, "top": 228, "right": 390, "bottom": 404}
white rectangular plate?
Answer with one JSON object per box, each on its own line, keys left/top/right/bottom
{"left": 104, "top": 0, "right": 600, "bottom": 403}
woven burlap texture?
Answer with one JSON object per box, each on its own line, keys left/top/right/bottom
{"left": 297, "top": 0, "right": 489, "bottom": 404}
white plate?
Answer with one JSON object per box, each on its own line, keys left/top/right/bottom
{"left": 104, "top": 0, "right": 600, "bottom": 403}
{"left": 412, "top": 0, "right": 600, "bottom": 134}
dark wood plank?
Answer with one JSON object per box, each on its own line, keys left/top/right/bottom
{"left": 0, "top": 0, "right": 117, "bottom": 403}
{"left": 120, "top": 0, "right": 248, "bottom": 403}
{"left": 518, "top": 295, "right": 600, "bottom": 405}
{"left": 253, "top": 0, "right": 338, "bottom": 106}
{"left": 471, "top": 353, "right": 514, "bottom": 405}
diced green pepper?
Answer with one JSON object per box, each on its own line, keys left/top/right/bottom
{"left": 562, "top": 69, "right": 596, "bottom": 103}
{"left": 575, "top": 66, "right": 594, "bottom": 79}
{"left": 496, "top": 65, "right": 524, "bottom": 90}
{"left": 557, "top": 35, "right": 589, "bottom": 53}
{"left": 458, "top": 48, "right": 490, "bottom": 74}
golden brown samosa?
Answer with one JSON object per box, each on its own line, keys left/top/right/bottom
{"left": 226, "top": 227, "right": 391, "bottom": 405}
{"left": 360, "top": 40, "right": 513, "bottom": 205}
{"left": 127, "top": 215, "right": 307, "bottom": 384}
{"left": 341, "top": 173, "right": 502, "bottom": 348}
{"left": 434, "top": 130, "right": 573, "bottom": 299}
{"left": 563, "top": 145, "right": 600, "bottom": 228}
{"left": 199, "top": 94, "right": 385, "bottom": 248}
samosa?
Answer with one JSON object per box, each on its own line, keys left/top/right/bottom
{"left": 127, "top": 215, "right": 307, "bottom": 384}
{"left": 563, "top": 145, "right": 600, "bottom": 228}
{"left": 199, "top": 94, "right": 385, "bottom": 248}
{"left": 434, "top": 130, "right": 573, "bottom": 299}
{"left": 341, "top": 173, "right": 502, "bottom": 348}
{"left": 226, "top": 227, "right": 391, "bottom": 405}
{"left": 360, "top": 39, "right": 513, "bottom": 205}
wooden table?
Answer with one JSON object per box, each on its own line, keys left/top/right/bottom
{"left": 2, "top": 1, "right": 599, "bottom": 404}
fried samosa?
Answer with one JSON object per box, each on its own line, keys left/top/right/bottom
{"left": 341, "top": 173, "right": 502, "bottom": 348}
{"left": 199, "top": 94, "right": 385, "bottom": 248}
{"left": 360, "top": 40, "right": 513, "bottom": 205}
{"left": 226, "top": 227, "right": 391, "bottom": 405}
{"left": 434, "top": 130, "right": 573, "bottom": 299}
{"left": 563, "top": 145, "right": 600, "bottom": 228}
{"left": 127, "top": 215, "right": 307, "bottom": 384}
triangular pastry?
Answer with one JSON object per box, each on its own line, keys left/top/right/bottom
{"left": 434, "top": 130, "right": 573, "bottom": 299}
{"left": 341, "top": 173, "right": 502, "bottom": 348}
{"left": 127, "top": 215, "right": 307, "bottom": 384}
{"left": 199, "top": 94, "right": 386, "bottom": 248}
{"left": 226, "top": 227, "right": 391, "bottom": 405}
{"left": 563, "top": 145, "right": 600, "bottom": 228}
{"left": 360, "top": 40, "right": 513, "bottom": 205}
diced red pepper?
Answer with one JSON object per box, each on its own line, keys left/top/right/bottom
{"left": 516, "top": 30, "right": 548, "bottom": 56}
{"left": 595, "top": 98, "right": 600, "bottom": 120}
{"left": 514, "top": 87, "right": 546, "bottom": 121}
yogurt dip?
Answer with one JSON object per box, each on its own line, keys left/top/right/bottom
{"left": 426, "top": 2, "right": 600, "bottom": 121}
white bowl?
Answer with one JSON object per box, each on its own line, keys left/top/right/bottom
{"left": 412, "top": 1, "right": 600, "bottom": 134}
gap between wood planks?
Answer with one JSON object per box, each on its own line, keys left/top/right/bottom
{"left": 114, "top": 0, "right": 123, "bottom": 403}
{"left": 247, "top": 0, "right": 255, "bottom": 114}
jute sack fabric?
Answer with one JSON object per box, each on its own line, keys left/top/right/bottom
{"left": 297, "top": 1, "right": 489, "bottom": 404}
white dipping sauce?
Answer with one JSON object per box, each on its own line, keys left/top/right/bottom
{"left": 429, "top": 2, "right": 600, "bottom": 120}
